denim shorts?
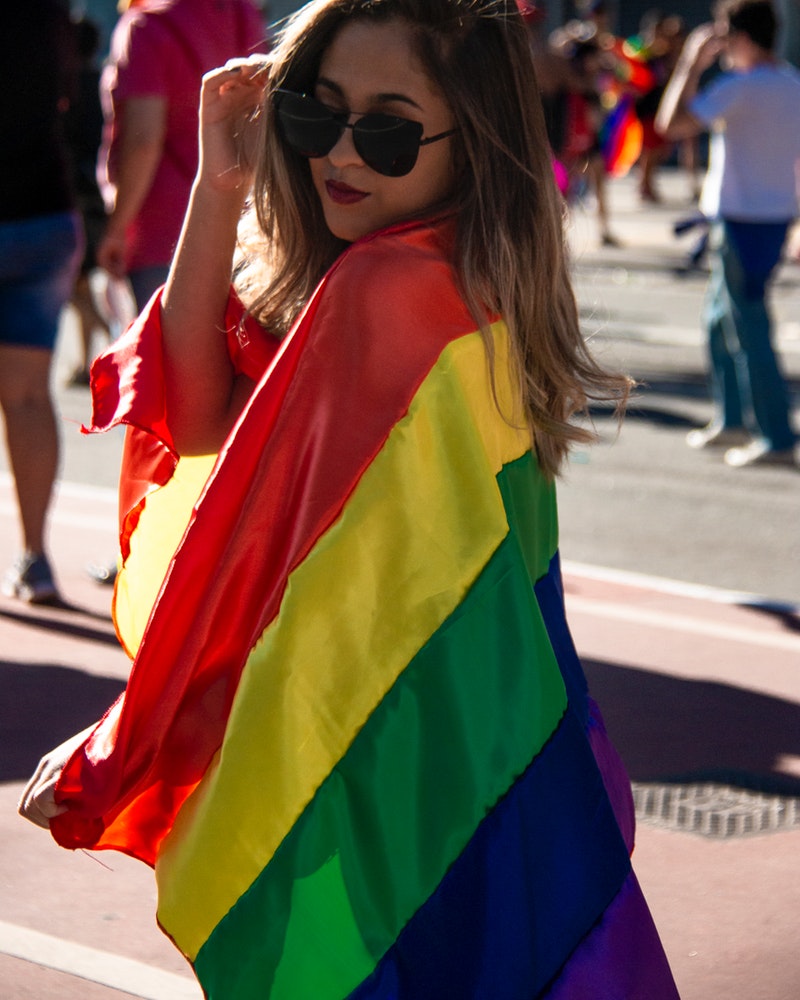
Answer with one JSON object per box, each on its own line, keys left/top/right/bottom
{"left": 0, "top": 210, "right": 83, "bottom": 349}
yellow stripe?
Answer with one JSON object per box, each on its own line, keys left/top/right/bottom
{"left": 115, "top": 454, "right": 217, "bottom": 656}
{"left": 155, "top": 324, "right": 532, "bottom": 959}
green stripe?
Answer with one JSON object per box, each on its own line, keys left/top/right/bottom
{"left": 497, "top": 447, "right": 558, "bottom": 585}
{"left": 195, "top": 453, "right": 566, "bottom": 999}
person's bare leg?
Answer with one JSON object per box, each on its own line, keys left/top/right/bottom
{"left": 69, "top": 274, "right": 110, "bottom": 380}
{"left": 71, "top": 276, "right": 96, "bottom": 375}
{"left": 679, "top": 137, "right": 701, "bottom": 201}
{"left": 0, "top": 344, "right": 59, "bottom": 554}
{"left": 638, "top": 148, "right": 663, "bottom": 202}
{"left": 588, "top": 155, "right": 619, "bottom": 246}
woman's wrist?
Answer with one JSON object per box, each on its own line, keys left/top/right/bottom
{"left": 188, "top": 176, "right": 250, "bottom": 230}
{"left": 197, "top": 134, "right": 258, "bottom": 194}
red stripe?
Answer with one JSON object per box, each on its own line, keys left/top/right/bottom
{"left": 53, "top": 218, "right": 476, "bottom": 864}
{"left": 85, "top": 289, "right": 281, "bottom": 560}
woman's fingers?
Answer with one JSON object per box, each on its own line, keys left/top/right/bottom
{"left": 18, "top": 726, "right": 96, "bottom": 830}
{"left": 198, "top": 57, "right": 272, "bottom": 190}
{"left": 204, "top": 55, "right": 270, "bottom": 100}
{"left": 19, "top": 758, "right": 68, "bottom": 829}
{"left": 18, "top": 777, "right": 69, "bottom": 829}
{"left": 222, "top": 53, "right": 271, "bottom": 77}
{"left": 200, "top": 60, "right": 269, "bottom": 136}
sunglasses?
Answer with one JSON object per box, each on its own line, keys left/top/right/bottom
{"left": 273, "top": 89, "right": 456, "bottom": 178}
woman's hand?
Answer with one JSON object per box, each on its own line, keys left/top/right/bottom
{"left": 198, "top": 55, "right": 271, "bottom": 193}
{"left": 18, "top": 726, "right": 95, "bottom": 830}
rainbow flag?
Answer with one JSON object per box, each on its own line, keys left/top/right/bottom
{"left": 601, "top": 94, "right": 643, "bottom": 178}
{"left": 610, "top": 37, "right": 658, "bottom": 95}
{"left": 54, "top": 220, "right": 677, "bottom": 998}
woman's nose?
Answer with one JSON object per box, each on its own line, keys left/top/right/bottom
{"left": 326, "top": 122, "right": 363, "bottom": 168}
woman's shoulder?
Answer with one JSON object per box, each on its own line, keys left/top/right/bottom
{"left": 321, "top": 218, "right": 474, "bottom": 332}
{"left": 293, "top": 219, "right": 482, "bottom": 381}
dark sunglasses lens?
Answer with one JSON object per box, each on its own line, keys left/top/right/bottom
{"left": 273, "top": 92, "right": 427, "bottom": 177}
{"left": 354, "top": 115, "right": 424, "bottom": 177}
{"left": 275, "top": 92, "right": 342, "bottom": 158}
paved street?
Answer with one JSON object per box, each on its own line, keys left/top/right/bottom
{"left": 1, "top": 168, "right": 799, "bottom": 998}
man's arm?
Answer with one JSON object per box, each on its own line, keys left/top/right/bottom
{"left": 656, "top": 23, "right": 721, "bottom": 141}
{"left": 97, "top": 96, "right": 167, "bottom": 277}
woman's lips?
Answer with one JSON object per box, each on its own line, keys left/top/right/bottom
{"left": 325, "top": 180, "right": 369, "bottom": 205}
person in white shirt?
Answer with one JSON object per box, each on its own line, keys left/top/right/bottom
{"left": 656, "top": 0, "right": 800, "bottom": 468}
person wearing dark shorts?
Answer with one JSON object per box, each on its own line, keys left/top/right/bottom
{"left": 1, "top": 3, "right": 83, "bottom": 603}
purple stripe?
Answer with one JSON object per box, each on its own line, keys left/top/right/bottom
{"left": 545, "top": 871, "right": 680, "bottom": 999}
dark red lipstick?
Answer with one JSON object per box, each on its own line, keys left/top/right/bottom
{"left": 325, "top": 180, "right": 369, "bottom": 205}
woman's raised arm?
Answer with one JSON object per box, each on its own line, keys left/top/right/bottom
{"left": 161, "top": 57, "right": 269, "bottom": 455}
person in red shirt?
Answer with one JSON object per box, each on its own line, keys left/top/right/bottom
{"left": 97, "top": 0, "right": 265, "bottom": 311}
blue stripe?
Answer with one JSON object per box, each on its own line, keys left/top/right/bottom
{"left": 348, "top": 706, "right": 632, "bottom": 999}
{"left": 534, "top": 552, "right": 590, "bottom": 727}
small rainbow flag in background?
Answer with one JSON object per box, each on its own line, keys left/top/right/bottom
{"left": 54, "top": 220, "right": 677, "bottom": 998}
{"left": 601, "top": 94, "right": 644, "bottom": 178}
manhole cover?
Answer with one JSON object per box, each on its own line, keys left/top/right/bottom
{"left": 632, "top": 782, "right": 800, "bottom": 838}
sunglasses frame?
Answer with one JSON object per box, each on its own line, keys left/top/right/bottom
{"left": 273, "top": 89, "right": 456, "bottom": 177}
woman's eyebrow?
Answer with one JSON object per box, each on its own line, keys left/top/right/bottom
{"left": 315, "top": 76, "right": 423, "bottom": 111}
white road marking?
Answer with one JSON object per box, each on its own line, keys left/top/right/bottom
{"left": 563, "top": 559, "right": 799, "bottom": 614}
{"left": 566, "top": 595, "right": 800, "bottom": 653}
{"left": 0, "top": 920, "right": 201, "bottom": 1000}
{"left": 563, "top": 560, "right": 800, "bottom": 651}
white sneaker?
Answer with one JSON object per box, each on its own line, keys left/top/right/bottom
{"left": 723, "top": 440, "right": 797, "bottom": 468}
{"left": 686, "top": 425, "right": 750, "bottom": 450}
{"left": 2, "top": 552, "right": 59, "bottom": 604}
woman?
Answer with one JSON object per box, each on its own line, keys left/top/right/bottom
{"left": 20, "top": 2, "right": 678, "bottom": 996}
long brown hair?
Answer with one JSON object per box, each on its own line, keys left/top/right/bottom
{"left": 235, "top": 0, "right": 630, "bottom": 477}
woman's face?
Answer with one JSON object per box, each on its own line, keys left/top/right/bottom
{"left": 307, "top": 19, "right": 456, "bottom": 243}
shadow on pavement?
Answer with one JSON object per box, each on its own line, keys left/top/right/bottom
{"left": 633, "top": 372, "right": 800, "bottom": 399}
{"left": 589, "top": 397, "right": 699, "bottom": 434}
{"left": 0, "top": 661, "right": 124, "bottom": 783}
{"left": 617, "top": 406, "right": 697, "bottom": 430}
{"left": 587, "top": 372, "right": 707, "bottom": 426}
{"left": 743, "top": 603, "right": 800, "bottom": 633}
{"left": 0, "top": 605, "right": 117, "bottom": 646}
{"left": 590, "top": 371, "right": 800, "bottom": 433}
{"left": 632, "top": 375, "right": 709, "bottom": 400}
{"left": 586, "top": 658, "right": 800, "bottom": 797}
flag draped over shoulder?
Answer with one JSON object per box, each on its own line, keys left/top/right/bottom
{"left": 52, "top": 220, "right": 678, "bottom": 998}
